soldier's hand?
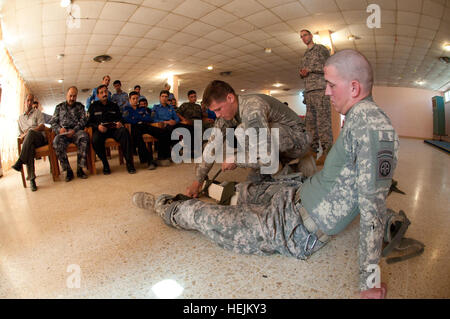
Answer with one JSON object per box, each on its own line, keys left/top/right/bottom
{"left": 167, "top": 120, "right": 176, "bottom": 126}
{"left": 116, "top": 122, "right": 123, "bottom": 129}
{"left": 360, "top": 283, "right": 387, "bottom": 299}
{"left": 186, "top": 181, "right": 202, "bottom": 198}
{"left": 222, "top": 162, "right": 237, "bottom": 171}
{"left": 59, "top": 128, "right": 67, "bottom": 135}
{"left": 98, "top": 124, "right": 107, "bottom": 133}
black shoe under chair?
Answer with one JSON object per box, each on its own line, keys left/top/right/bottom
{"left": 77, "top": 167, "right": 88, "bottom": 179}
{"left": 30, "top": 179, "right": 37, "bottom": 192}
{"left": 65, "top": 169, "right": 74, "bottom": 182}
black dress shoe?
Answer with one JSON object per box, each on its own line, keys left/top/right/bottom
{"left": 127, "top": 164, "right": 136, "bottom": 174}
{"left": 77, "top": 167, "right": 88, "bottom": 179}
{"left": 30, "top": 179, "right": 37, "bottom": 192}
{"left": 65, "top": 169, "right": 74, "bottom": 182}
{"left": 103, "top": 166, "right": 111, "bottom": 175}
{"left": 12, "top": 160, "right": 22, "bottom": 172}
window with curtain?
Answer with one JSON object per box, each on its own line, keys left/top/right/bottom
{"left": 0, "top": 40, "right": 28, "bottom": 171}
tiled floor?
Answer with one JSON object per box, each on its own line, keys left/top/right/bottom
{"left": 0, "top": 138, "right": 448, "bottom": 298}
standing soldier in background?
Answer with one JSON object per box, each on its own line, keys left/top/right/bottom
{"left": 299, "top": 29, "right": 333, "bottom": 165}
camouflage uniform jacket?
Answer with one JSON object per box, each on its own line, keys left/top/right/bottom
{"left": 300, "top": 44, "right": 330, "bottom": 93}
{"left": 50, "top": 101, "right": 87, "bottom": 134}
{"left": 176, "top": 102, "right": 203, "bottom": 121}
{"left": 195, "top": 94, "right": 305, "bottom": 183}
{"left": 300, "top": 96, "right": 399, "bottom": 291}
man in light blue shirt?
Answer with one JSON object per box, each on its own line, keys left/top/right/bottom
{"left": 151, "top": 90, "right": 180, "bottom": 125}
{"left": 86, "top": 75, "right": 112, "bottom": 111}
{"left": 112, "top": 80, "right": 129, "bottom": 113}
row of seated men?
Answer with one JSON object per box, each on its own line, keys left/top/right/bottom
{"left": 12, "top": 84, "right": 216, "bottom": 192}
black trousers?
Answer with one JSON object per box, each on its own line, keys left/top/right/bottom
{"left": 19, "top": 130, "right": 47, "bottom": 180}
{"left": 92, "top": 127, "right": 133, "bottom": 166}
{"left": 131, "top": 123, "right": 171, "bottom": 163}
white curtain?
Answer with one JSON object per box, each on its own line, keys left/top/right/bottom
{"left": 0, "top": 40, "right": 28, "bottom": 171}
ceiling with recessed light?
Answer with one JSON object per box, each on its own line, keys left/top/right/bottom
{"left": 0, "top": 0, "right": 449, "bottom": 108}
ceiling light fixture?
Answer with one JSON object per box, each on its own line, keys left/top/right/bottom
{"left": 264, "top": 48, "right": 272, "bottom": 54}
{"left": 207, "top": 65, "right": 213, "bottom": 70}
{"left": 444, "top": 43, "right": 450, "bottom": 51}
{"left": 348, "top": 35, "right": 356, "bottom": 41}
{"left": 241, "top": 89, "right": 246, "bottom": 92}
{"left": 273, "top": 83, "right": 283, "bottom": 88}
{"left": 415, "top": 80, "right": 425, "bottom": 86}
{"left": 60, "top": 0, "right": 71, "bottom": 8}
{"left": 58, "top": 79, "right": 64, "bottom": 83}
{"left": 93, "top": 55, "right": 112, "bottom": 63}
{"left": 57, "top": 54, "right": 65, "bottom": 60}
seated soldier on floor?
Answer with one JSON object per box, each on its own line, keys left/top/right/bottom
{"left": 123, "top": 92, "right": 172, "bottom": 169}
{"left": 87, "top": 84, "right": 136, "bottom": 175}
{"left": 132, "top": 49, "right": 401, "bottom": 299}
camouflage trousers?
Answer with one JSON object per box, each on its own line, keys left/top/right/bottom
{"left": 164, "top": 178, "right": 328, "bottom": 259}
{"left": 304, "top": 90, "right": 333, "bottom": 153}
{"left": 53, "top": 130, "right": 89, "bottom": 171}
{"left": 246, "top": 122, "right": 312, "bottom": 182}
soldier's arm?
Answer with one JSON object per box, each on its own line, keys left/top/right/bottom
{"left": 354, "top": 124, "right": 396, "bottom": 292}
{"left": 50, "top": 104, "right": 61, "bottom": 133}
{"left": 194, "top": 119, "right": 229, "bottom": 184}
{"left": 236, "top": 97, "right": 272, "bottom": 169}
{"left": 74, "top": 104, "right": 87, "bottom": 131}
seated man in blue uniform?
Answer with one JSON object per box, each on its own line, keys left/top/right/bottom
{"left": 87, "top": 85, "right": 136, "bottom": 174}
{"left": 132, "top": 49, "right": 399, "bottom": 299}
{"left": 86, "top": 75, "right": 112, "bottom": 111}
{"left": 123, "top": 92, "right": 172, "bottom": 169}
{"left": 151, "top": 90, "right": 180, "bottom": 143}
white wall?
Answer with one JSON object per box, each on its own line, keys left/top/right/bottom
{"left": 273, "top": 92, "right": 306, "bottom": 116}
{"left": 372, "top": 86, "right": 444, "bottom": 139}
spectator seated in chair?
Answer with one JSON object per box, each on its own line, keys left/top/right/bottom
{"left": 123, "top": 93, "right": 172, "bottom": 169}
{"left": 12, "top": 94, "right": 47, "bottom": 191}
{"left": 49, "top": 86, "right": 89, "bottom": 182}
{"left": 87, "top": 84, "right": 136, "bottom": 175}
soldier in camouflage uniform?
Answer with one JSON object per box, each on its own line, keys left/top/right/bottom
{"left": 50, "top": 86, "right": 89, "bottom": 181}
{"left": 175, "top": 90, "right": 204, "bottom": 156}
{"left": 184, "top": 80, "right": 313, "bottom": 198}
{"left": 299, "top": 29, "right": 333, "bottom": 165}
{"left": 133, "top": 50, "right": 397, "bottom": 299}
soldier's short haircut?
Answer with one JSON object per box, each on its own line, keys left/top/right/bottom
{"left": 113, "top": 80, "right": 121, "bottom": 86}
{"left": 202, "top": 80, "right": 236, "bottom": 108}
{"left": 300, "top": 29, "right": 311, "bottom": 35}
{"left": 325, "top": 49, "right": 373, "bottom": 93}
{"left": 67, "top": 86, "right": 78, "bottom": 93}
{"left": 97, "top": 84, "right": 108, "bottom": 92}
{"left": 129, "top": 91, "right": 139, "bottom": 98}
{"left": 139, "top": 98, "right": 148, "bottom": 104}
{"left": 134, "top": 85, "right": 141, "bottom": 90}
{"left": 187, "top": 90, "right": 196, "bottom": 97}
{"left": 160, "top": 90, "right": 170, "bottom": 97}
{"left": 103, "top": 75, "right": 110, "bottom": 80}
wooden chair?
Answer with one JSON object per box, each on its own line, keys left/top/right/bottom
{"left": 125, "top": 123, "right": 159, "bottom": 155}
{"left": 17, "top": 127, "right": 59, "bottom": 188}
{"left": 86, "top": 127, "right": 124, "bottom": 175}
